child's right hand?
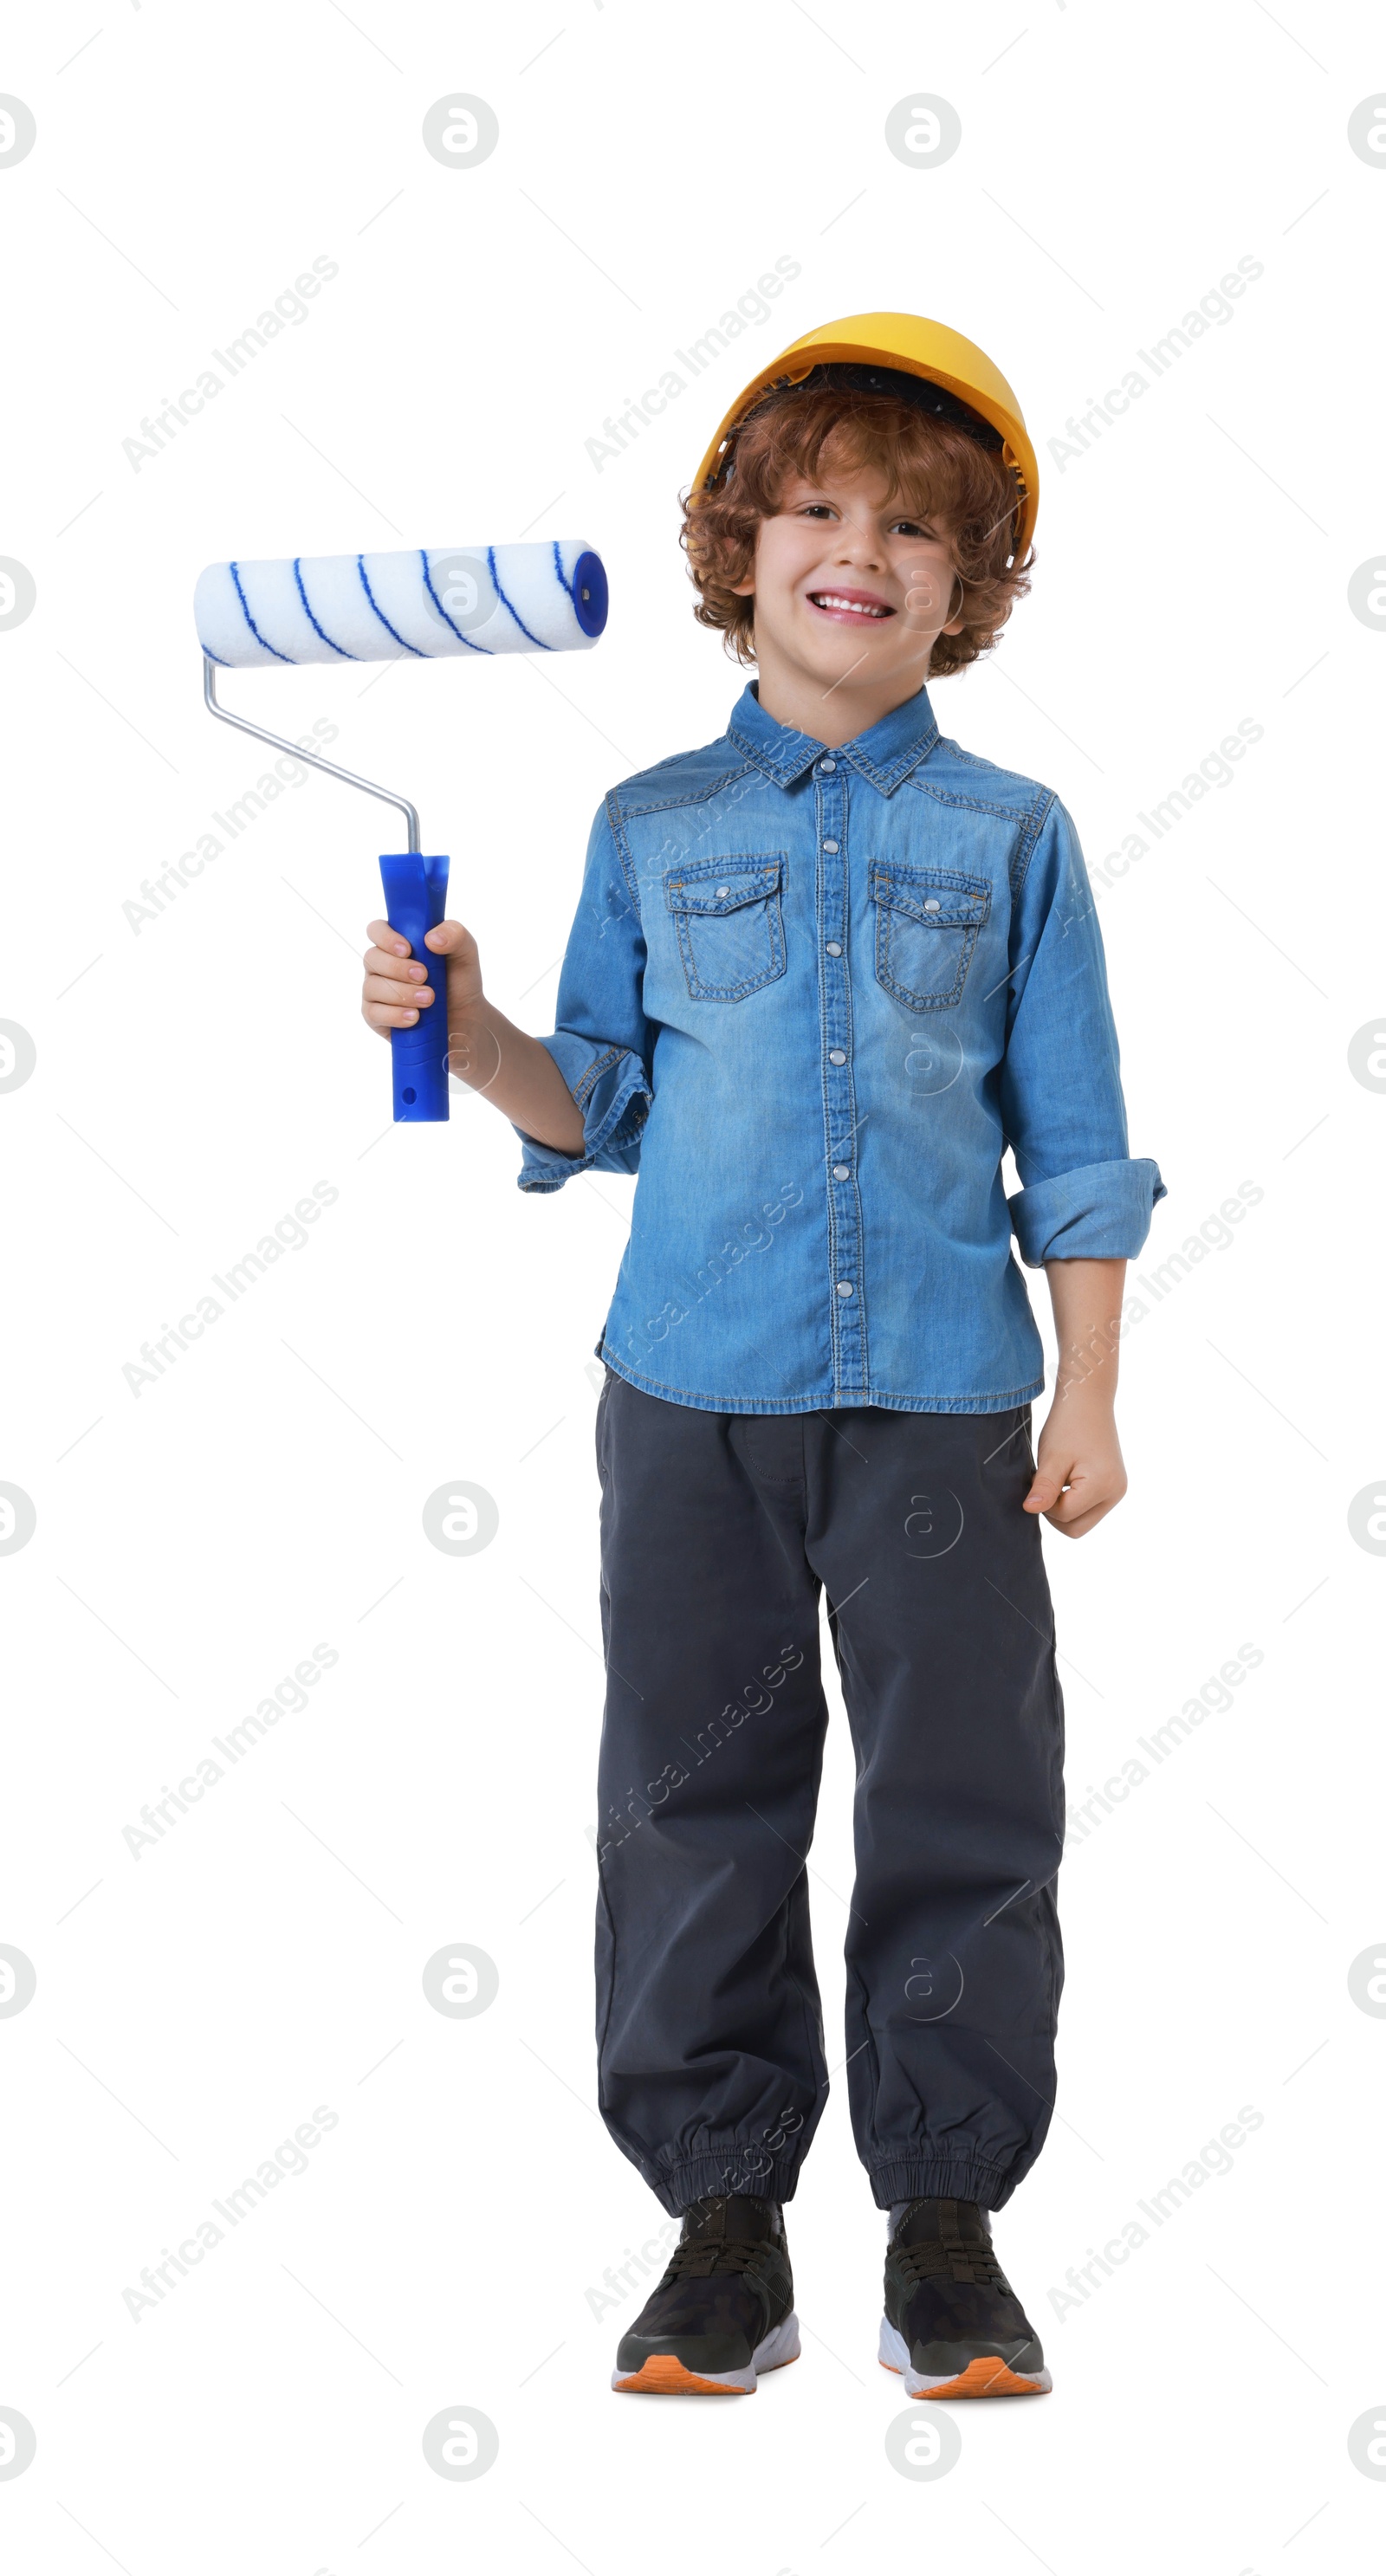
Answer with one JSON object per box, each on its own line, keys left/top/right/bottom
{"left": 360, "top": 913, "right": 585, "bottom": 1149}
{"left": 360, "top": 916, "right": 483, "bottom": 1038}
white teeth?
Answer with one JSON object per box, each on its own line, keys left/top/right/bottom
{"left": 812, "top": 592, "right": 888, "bottom": 616}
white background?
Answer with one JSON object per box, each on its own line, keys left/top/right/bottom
{"left": 2, "top": 3, "right": 1383, "bottom": 2568}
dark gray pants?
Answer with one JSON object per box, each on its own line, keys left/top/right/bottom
{"left": 593, "top": 1372, "right": 1066, "bottom": 2217}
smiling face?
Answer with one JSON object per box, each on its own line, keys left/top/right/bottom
{"left": 734, "top": 466, "right": 965, "bottom": 746}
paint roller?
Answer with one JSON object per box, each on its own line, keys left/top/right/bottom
{"left": 194, "top": 540, "right": 609, "bottom": 1121}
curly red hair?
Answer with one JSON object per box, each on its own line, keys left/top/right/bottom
{"left": 680, "top": 384, "right": 1033, "bottom": 678}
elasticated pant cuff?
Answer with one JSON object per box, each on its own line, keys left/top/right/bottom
{"left": 869, "top": 2158, "right": 1021, "bottom": 2213}
{"left": 654, "top": 2152, "right": 806, "bottom": 2216}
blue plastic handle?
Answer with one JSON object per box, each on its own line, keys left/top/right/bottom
{"left": 379, "top": 853, "right": 450, "bottom": 1122}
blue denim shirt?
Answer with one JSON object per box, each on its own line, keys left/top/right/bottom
{"left": 517, "top": 682, "right": 1164, "bottom": 1414}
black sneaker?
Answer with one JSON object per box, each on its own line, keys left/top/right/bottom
{"left": 879, "top": 2197, "right": 1051, "bottom": 2397}
{"left": 612, "top": 2194, "right": 800, "bottom": 2394}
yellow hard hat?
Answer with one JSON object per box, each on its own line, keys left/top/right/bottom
{"left": 690, "top": 311, "right": 1039, "bottom": 563}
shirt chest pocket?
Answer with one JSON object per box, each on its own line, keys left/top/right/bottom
{"left": 664, "top": 855, "right": 787, "bottom": 1001}
{"left": 869, "top": 863, "right": 991, "bottom": 1012}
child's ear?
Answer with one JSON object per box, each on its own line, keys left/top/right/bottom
{"left": 729, "top": 535, "right": 760, "bottom": 599}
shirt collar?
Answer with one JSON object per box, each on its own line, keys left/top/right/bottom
{"left": 726, "top": 679, "right": 940, "bottom": 796}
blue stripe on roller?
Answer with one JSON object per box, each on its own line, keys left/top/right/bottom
{"left": 294, "top": 558, "right": 359, "bottom": 658}
{"left": 203, "top": 646, "right": 231, "bottom": 666}
{"left": 230, "top": 561, "right": 295, "bottom": 663}
{"left": 356, "top": 555, "right": 425, "bottom": 657}
{"left": 551, "top": 540, "right": 574, "bottom": 603}
{"left": 487, "top": 545, "right": 551, "bottom": 650}
{"left": 420, "top": 549, "right": 491, "bottom": 654}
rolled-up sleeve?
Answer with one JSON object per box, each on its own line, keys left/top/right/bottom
{"left": 1001, "top": 797, "right": 1165, "bottom": 1265}
{"left": 515, "top": 799, "right": 654, "bottom": 1194}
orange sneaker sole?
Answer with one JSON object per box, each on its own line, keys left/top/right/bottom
{"left": 880, "top": 2354, "right": 1048, "bottom": 2398}
{"left": 613, "top": 2351, "right": 800, "bottom": 2395}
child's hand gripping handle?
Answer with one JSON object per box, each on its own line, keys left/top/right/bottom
{"left": 379, "top": 854, "right": 451, "bottom": 1123}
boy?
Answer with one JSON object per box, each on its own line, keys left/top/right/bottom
{"left": 361, "top": 315, "right": 1164, "bottom": 2400}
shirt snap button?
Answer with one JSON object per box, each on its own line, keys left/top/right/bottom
{"left": 820, "top": 757, "right": 837, "bottom": 772}
{"left": 828, "top": 1048, "right": 846, "bottom": 1065}
{"left": 822, "top": 838, "right": 839, "bottom": 853}
{"left": 832, "top": 1163, "right": 850, "bottom": 1181}
{"left": 923, "top": 897, "right": 941, "bottom": 912}
{"left": 835, "top": 1279, "right": 854, "bottom": 1297}
{"left": 716, "top": 884, "right": 730, "bottom": 897}
{"left": 825, "top": 940, "right": 842, "bottom": 956}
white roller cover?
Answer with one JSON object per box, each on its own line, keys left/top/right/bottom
{"left": 194, "top": 540, "right": 607, "bottom": 667}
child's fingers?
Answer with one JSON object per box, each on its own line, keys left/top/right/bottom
{"left": 363, "top": 993, "right": 427, "bottom": 1032}
{"left": 361, "top": 916, "right": 473, "bottom": 1045}
{"left": 422, "top": 917, "right": 473, "bottom": 954}
{"left": 1052, "top": 1496, "right": 1117, "bottom": 1538}
{"left": 365, "top": 917, "right": 411, "bottom": 957}
{"left": 1032, "top": 1464, "right": 1123, "bottom": 1538}
{"left": 363, "top": 972, "right": 433, "bottom": 1014}
{"left": 364, "top": 918, "right": 476, "bottom": 974}
{"left": 364, "top": 945, "right": 430, "bottom": 987}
